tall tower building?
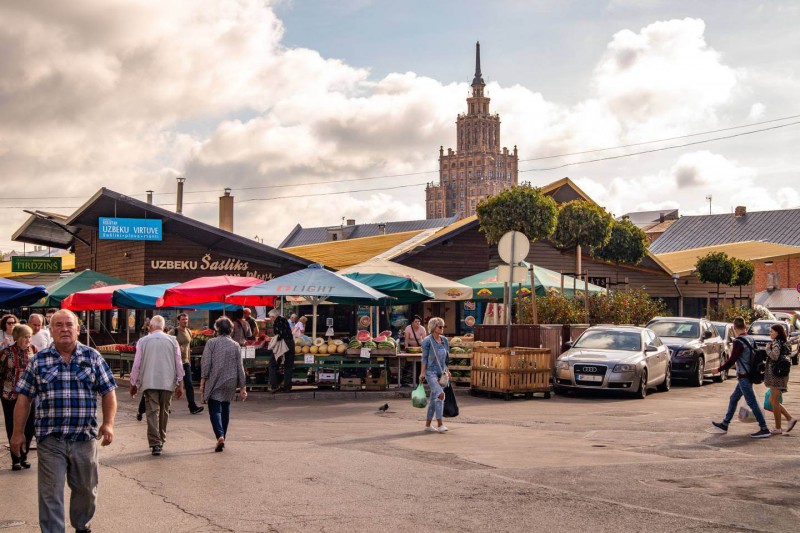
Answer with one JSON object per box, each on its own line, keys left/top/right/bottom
{"left": 426, "top": 42, "right": 519, "bottom": 220}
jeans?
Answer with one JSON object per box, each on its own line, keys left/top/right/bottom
{"left": 723, "top": 378, "right": 768, "bottom": 429}
{"left": 2, "top": 396, "right": 35, "bottom": 465}
{"left": 207, "top": 399, "right": 230, "bottom": 440}
{"left": 269, "top": 354, "right": 294, "bottom": 391}
{"left": 144, "top": 389, "right": 173, "bottom": 447}
{"left": 183, "top": 362, "right": 199, "bottom": 411}
{"left": 37, "top": 437, "right": 98, "bottom": 533}
{"left": 425, "top": 372, "right": 444, "bottom": 421}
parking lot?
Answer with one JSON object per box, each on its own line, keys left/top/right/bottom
{"left": 1, "top": 374, "right": 799, "bottom": 532}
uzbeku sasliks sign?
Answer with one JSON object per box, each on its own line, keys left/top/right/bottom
{"left": 149, "top": 253, "right": 275, "bottom": 281}
{"left": 99, "top": 217, "right": 162, "bottom": 241}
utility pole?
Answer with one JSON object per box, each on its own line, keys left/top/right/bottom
{"left": 705, "top": 195, "right": 712, "bottom": 215}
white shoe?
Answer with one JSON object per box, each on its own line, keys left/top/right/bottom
{"left": 437, "top": 425, "right": 448, "bottom": 433}
{"left": 425, "top": 426, "right": 438, "bottom": 433}
{"left": 770, "top": 428, "right": 783, "bottom": 435}
{"left": 786, "top": 418, "right": 797, "bottom": 434}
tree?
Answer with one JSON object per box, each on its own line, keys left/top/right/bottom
{"left": 730, "top": 258, "right": 755, "bottom": 301}
{"left": 592, "top": 217, "right": 648, "bottom": 266}
{"left": 695, "top": 252, "right": 736, "bottom": 312}
{"left": 476, "top": 185, "right": 558, "bottom": 244}
{"left": 552, "top": 200, "right": 613, "bottom": 279}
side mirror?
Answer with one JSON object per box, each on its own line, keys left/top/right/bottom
{"left": 562, "top": 341, "right": 574, "bottom": 352}
{"left": 702, "top": 330, "right": 713, "bottom": 340}
{"left": 645, "top": 343, "right": 658, "bottom": 352}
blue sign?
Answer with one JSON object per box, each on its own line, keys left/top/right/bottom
{"left": 99, "top": 217, "right": 162, "bottom": 241}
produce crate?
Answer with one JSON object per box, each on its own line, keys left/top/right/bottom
{"left": 339, "top": 377, "right": 362, "bottom": 391}
{"left": 471, "top": 347, "right": 551, "bottom": 399}
{"left": 448, "top": 354, "right": 473, "bottom": 387}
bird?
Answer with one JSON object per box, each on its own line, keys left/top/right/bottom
{"left": 378, "top": 403, "right": 389, "bottom": 413}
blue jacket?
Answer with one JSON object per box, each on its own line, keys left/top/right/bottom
{"left": 421, "top": 334, "right": 449, "bottom": 373}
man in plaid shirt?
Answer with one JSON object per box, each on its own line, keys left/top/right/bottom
{"left": 11, "top": 309, "right": 117, "bottom": 533}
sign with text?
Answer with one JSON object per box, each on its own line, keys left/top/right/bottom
{"left": 11, "top": 256, "right": 62, "bottom": 273}
{"left": 99, "top": 217, "right": 162, "bottom": 241}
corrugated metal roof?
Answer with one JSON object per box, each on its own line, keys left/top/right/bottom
{"left": 649, "top": 208, "right": 800, "bottom": 254}
{"left": 279, "top": 216, "right": 458, "bottom": 248}
{"left": 282, "top": 230, "right": 424, "bottom": 270}
{"left": 620, "top": 209, "right": 679, "bottom": 228}
{"left": 755, "top": 289, "right": 800, "bottom": 310}
{"left": 655, "top": 241, "right": 800, "bottom": 275}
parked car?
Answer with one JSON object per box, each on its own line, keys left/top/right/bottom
{"left": 711, "top": 321, "right": 735, "bottom": 376}
{"left": 645, "top": 317, "right": 724, "bottom": 386}
{"left": 747, "top": 320, "right": 799, "bottom": 365}
{"left": 554, "top": 326, "right": 671, "bottom": 399}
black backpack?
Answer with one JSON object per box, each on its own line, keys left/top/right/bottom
{"left": 739, "top": 337, "right": 766, "bottom": 384}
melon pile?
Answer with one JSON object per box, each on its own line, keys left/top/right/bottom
{"left": 347, "top": 330, "right": 396, "bottom": 350}
{"left": 293, "top": 336, "right": 346, "bottom": 355}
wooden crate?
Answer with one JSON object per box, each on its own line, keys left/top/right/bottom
{"left": 471, "top": 347, "right": 551, "bottom": 397}
{"left": 448, "top": 353, "right": 473, "bottom": 386}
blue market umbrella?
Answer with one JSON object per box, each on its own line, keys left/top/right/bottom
{"left": 0, "top": 278, "right": 48, "bottom": 308}
{"left": 227, "top": 263, "right": 391, "bottom": 340}
{"left": 112, "top": 283, "right": 237, "bottom": 311}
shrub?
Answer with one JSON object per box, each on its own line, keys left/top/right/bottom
{"left": 515, "top": 288, "right": 667, "bottom": 326}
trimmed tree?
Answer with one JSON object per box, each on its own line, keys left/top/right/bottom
{"left": 695, "top": 251, "right": 736, "bottom": 312}
{"left": 592, "top": 217, "right": 648, "bottom": 266}
{"left": 730, "top": 258, "right": 755, "bottom": 302}
{"left": 476, "top": 185, "right": 558, "bottom": 244}
{"left": 552, "top": 200, "right": 614, "bottom": 278}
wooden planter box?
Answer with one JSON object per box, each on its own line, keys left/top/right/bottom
{"left": 471, "top": 347, "right": 552, "bottom": 399}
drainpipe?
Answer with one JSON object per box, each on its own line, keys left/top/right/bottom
{"left": 672, "top": 273, "right": 683, "bottom": 317}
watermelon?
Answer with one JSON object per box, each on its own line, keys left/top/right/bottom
{"left": 379, "top": 330, "right": 393, "bottom": 339}
{"left": 356, "top": 331, "right": 372, "bottom": 342}
{"left": 348, "top": 340, "right": 362, "bottom": 349}
{"left": 374, "top": 335, "right": 387, "bottom": 343}
{"left": 377, "top": 342, "right": 395, "bottom": 350}
{"left": 363, "top": 341, "right": 377, "bottom": 349}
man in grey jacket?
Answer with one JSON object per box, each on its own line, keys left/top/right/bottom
{"left": 129, "top": 315, "right": 184, "bottom": 455}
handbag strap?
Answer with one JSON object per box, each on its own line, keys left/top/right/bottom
{"left": 431, "top": 337, "right": 446, "bottom": 374}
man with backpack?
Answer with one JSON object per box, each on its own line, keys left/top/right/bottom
{"left": 710, "top": 317, "right": 771, "bottom": 438}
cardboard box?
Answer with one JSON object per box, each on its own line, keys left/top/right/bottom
{"left": 339, "top": 377, "right": 362, "bottom": 391}
{"left": 317, "top": 371, "right": 338, "bottom": 383}
{"left": 364, "top": 374, "right": 387, "bottom": 391}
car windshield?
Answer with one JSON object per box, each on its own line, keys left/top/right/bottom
{"left": 573, "top": 330, "right": 642, "bottom": 351}
{"left": 749, "top": 322, "right": 782, "bottom": 336}
{"left": 648, "top": 321, "right": 699, "bottom": 339}
{"left": 714, "top": 324, "right": 727, "bottom": 338}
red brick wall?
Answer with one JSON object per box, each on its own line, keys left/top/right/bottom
{"left": 754, "top": 257, "right": 800, "bottom": 292}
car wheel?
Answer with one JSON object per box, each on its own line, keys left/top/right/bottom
{"left": 691, "top": 357, "right": 705, "bottom": 387}
{"left": 657, "top": 365, "right": 671, "bottom": 392}
{"left": 634, "top": 370, "right": 648, "bottom": 399}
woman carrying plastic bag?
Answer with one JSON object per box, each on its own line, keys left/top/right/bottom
{"left": 418, "top": 317, "right": 451, "bottom": 433}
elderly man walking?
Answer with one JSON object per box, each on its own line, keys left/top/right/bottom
{"left": 129, "top": 315, "right": 184, "bottom": 456}
{"left": 11, "top": 309, "right": 117, "bottom": 533}
{"left": 28, "top": 313, "right": 52, "bottom": 352}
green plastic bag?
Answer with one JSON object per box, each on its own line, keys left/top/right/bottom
{"left": 764, "top": 389, "right": 783, "bottom": 412}
{"left": 411, "top": 383, "right": 427, "bottom": 408}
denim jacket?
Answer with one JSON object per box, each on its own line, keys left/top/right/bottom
{"left": 421, "top": 335, "right": 449, "bottom": 376}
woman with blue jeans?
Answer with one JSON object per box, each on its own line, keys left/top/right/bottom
{"left": 419, "top": 317, "right": 451, "bottom": 433}
{"left": 200, "top": 317, "right": 247, "bottom": 452}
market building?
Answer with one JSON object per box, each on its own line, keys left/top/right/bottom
{"left": 425, "top": 42, "right": 519, "bottom": 220}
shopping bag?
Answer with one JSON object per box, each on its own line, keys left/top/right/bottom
{"left": 763, "top": 389, "right": 783, "bottom": 412}
{"left": 443, "top": 384, "right": 459, "bottom": 418}
{"left": 738, "top": 406, "right": 758, "bottom": 424}
{"left": 411, "top": 383, "right": 427, "bottom": 408}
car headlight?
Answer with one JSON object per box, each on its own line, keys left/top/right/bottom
{"left": 674, "top": 349, "right": 694, "bottom": 357}
{"left": 613, "top": 364, "right": 637, "bottom": 372}
{"left": 556, "top": 360, "right": 569, "bottom": 371}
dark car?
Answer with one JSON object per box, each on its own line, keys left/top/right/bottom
{"left": 645, "top": 317, "right": 724, "bottom": 386}
{"left": 747, "top": 320, "right": 799, "bottom": 365}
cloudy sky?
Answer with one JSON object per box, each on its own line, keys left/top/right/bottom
{"left": 1, "top": 0, "right": 799, "bottom": 255}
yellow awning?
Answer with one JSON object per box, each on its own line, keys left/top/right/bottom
{"left": 283, "top": 231, "right": 423, "bottom": 270}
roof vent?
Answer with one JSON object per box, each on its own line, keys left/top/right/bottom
{"left": 734, "top": 206, "right": 747, "bottom": 217}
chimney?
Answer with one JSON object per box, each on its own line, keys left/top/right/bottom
{"left": 176, "top": 178, "right": 186, "bottom": 214}
{"left": 219, "top": 188, "right": 234, "bottom": 232}
{"left": 659, "top": 213, "right": 665, "bottom": 223}
{"left": 378, "top": 223, "right": 386, "bottom": 235}
{"left": 146, "top": 190, "right": 153, "bottom": 204}
{"left": 346, "top": 218, "right": 355, "bottom": 226}
{"left": 734, "top": 205, "right": 747, "bottom": 217}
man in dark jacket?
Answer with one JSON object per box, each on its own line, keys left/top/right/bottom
{"left": 268, "top": 309, "right": 295, "bottom": 393}
{"left": 711, "top": 317, "right": 770, "bottom": 438}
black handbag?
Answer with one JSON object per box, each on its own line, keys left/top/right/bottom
{"left": 773, "top": 342, "right": 792, "bottom": 378}
{"left": 443, "top": 383, "right": 459, "bottom": 418}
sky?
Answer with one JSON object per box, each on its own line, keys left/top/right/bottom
{"left": 1, "top": 0, "right": 799, "bottom": 255}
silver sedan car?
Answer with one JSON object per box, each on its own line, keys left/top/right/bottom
{"left": 554, "top": 326, "right": 671, "bottom": 399}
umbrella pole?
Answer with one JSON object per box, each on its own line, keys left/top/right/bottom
{"left": 312, "top": 298, "right": 318, "bottom": 343}
{"left": 530, "top": 264, "right": 538, "bottom": 325}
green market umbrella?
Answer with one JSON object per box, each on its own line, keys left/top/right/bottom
{"left": 342, "top": 272, "right": 434, "bottom": 304}
{"left": 458, "top": 264, "right": 606, "bottom": 300}
{"left": 32, "top": 269, "right": 131, "bottom": 308}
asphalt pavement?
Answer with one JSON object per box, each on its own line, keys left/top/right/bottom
{"left": 1, "top": 373, "right": 799, "bottom": 532}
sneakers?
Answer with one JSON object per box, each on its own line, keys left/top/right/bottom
{"left": 190, "top": 406, "right": 204, "bottom": 415}
{"left": 786, "top": 418, "right": 797, "bottom": 434}
{"left": 437, "top": 425, "right": 449, "bottom": 433}
{"left": 750, "top": 428, "right": 771, "bottom": 439}
{"left": 709, "top": 421, "right": 729, "bottom": 434}
{"left": 770, "top": 428, "right": 783, "bottom": 435}
{"left": 151, "top": 445, "right": 162, "bottom": 456}
{"left": 424, "top": 426, "right": 438, "bottom": 433}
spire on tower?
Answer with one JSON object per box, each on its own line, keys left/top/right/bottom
{"left": 472, "top": 41, "right": 484, "bottom": 85}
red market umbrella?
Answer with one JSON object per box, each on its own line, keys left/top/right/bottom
{"left": 61, "top": 284, "right": 139, "bottom": 311}
{"left": 156, "top": 276, "right": 273, "bottom": 308}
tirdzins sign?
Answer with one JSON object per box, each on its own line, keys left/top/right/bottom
{"left": 149, "top": 253, "right": 274, "bottom": 280}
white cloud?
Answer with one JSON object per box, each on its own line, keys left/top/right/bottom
{"left": 748, "top": 102, "right": 766, "bottom": 120}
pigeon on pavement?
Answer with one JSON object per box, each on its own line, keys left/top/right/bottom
{"left": 378, "top": 403, "right": 389, "bottom": 413}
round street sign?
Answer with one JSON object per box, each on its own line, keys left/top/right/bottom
{"left": 497, "top": 231, "right": 530, "bottom": 264}
{"left": 796, "top": 282, "right": 800, "bottom": 293}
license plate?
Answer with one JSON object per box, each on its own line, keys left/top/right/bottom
{"left": 577, "top": 374, "right": 603, "bottom": 382}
